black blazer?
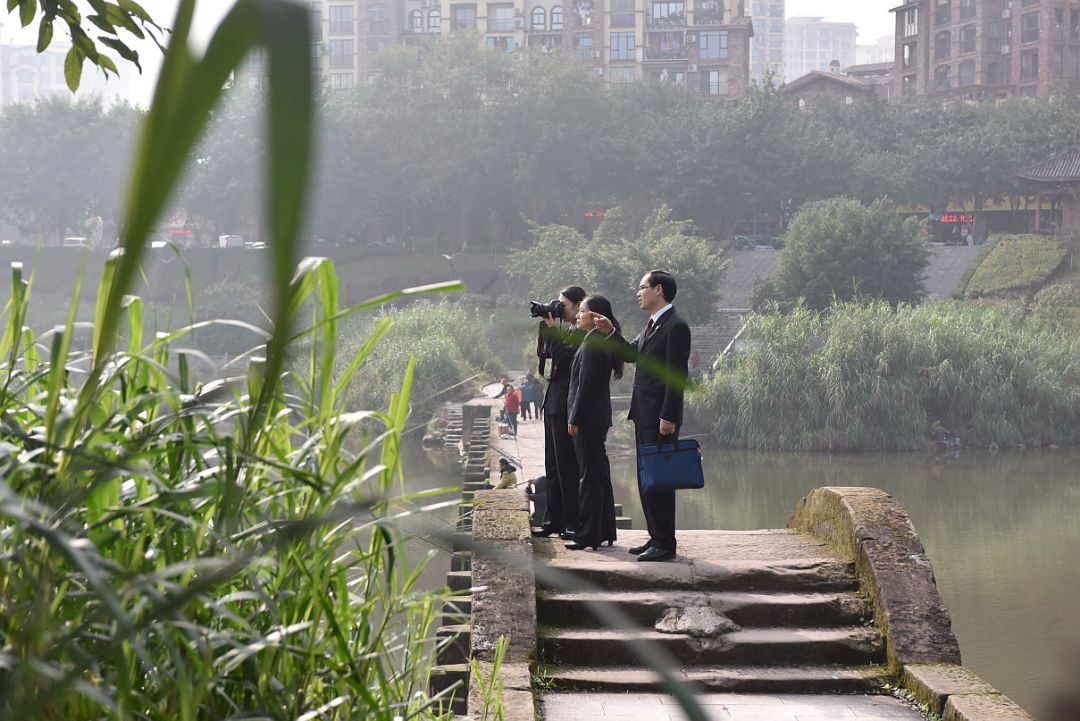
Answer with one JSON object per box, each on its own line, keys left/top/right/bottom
{"left": 609, "top": 307, "right": 691, "bottom": 426}
{"left": 567, "top": 329, "right": 614, "bottom": 428}
{"left": 542, "top": 326, "right": 583, "bottom": 415}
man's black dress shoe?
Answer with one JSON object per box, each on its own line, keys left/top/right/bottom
{"left": 531, "top": 529, "right": 559, "bottom": 538}
{"left": 558, "top": 532, "right": 578, "bottom": 541}
{"left": 637, "top": 547, "right": 676, "bottom": 562}
{"left": 628, "top": 542, "right": 651, "bottom": 555}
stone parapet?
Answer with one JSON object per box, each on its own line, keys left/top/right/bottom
{"left": 788, "top": 487, "right": 1033, "bottom": 720}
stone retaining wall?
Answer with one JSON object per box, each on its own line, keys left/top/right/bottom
{"left": 789, "top": 487, "right": 1034, "bottom": 721}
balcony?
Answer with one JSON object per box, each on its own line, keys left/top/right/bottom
{"left": 489, "top": 18, "right": 516, "bottom": 31}
{"left": 694, "top": 10, "right": 723, "bottom": 25}
{"left": 644, "top": 44, "right": 688, "bottom": 61}
{"left": 904, "top": 23, "right": 918, "bottom": 37}
{"left": 646, "top": 11, "right": 686, "bottom": 28}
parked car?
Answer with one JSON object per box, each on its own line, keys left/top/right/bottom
{"left": 218, "top": 234, "right": 244, "bottom": 248}
{"left": 62, "top": 236, "right": 90, "bottom": 248}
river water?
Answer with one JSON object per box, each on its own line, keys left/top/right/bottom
{"left": 400, "top": 443, "right": 1080, "bottom": 714}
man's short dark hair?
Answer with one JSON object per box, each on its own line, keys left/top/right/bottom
{"left": 646, "top": 270, "right": 677, "bottom": 302}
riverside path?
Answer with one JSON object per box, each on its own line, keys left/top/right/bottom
{"left": 470, "top": 385, "right": 1030, "bottom": 721}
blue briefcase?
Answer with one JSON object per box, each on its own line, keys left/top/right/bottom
{"left": 637, "top": 439, "right": 705, "bottom": 493}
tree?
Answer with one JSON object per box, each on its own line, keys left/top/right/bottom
{"left": 509, "top": 205, "right": 724, "bottom": 323}
{"left": 0, "top": 97, "right": 139, "bottom": 243}
{"left": 771, "top": 197, "right": 928, "bottom": 310}
{"left": 6, "top": 0, "right": 162, "bottom": 91}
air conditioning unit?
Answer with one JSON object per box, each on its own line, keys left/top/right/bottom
{"left": 515, "top": 17, "right": 524, "bottom": 28}
{"left": 687, "top": 63, "right": 697, "bottom": 72}
{"left": 1002, "top": 8, "right": 1011, "bottom": 19}
{"left": 686, "top": 33, "right": 696, "bottom": 42}
{"left": 592, "top": 50, "right": 602, "bottom": 59}
{"left": 594, "top": 66, "right": 605, "bottom": 75}
{"left": 1001, "top": 44, "right": 1011, "bottom": 54}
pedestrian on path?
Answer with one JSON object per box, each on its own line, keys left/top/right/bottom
{"left": 565, "top": 295, "right": 621, "bottom": 551}
{"left": 503, "top": 384, "right": 520, "bottom": 436}
{"left": 519, "top": 380, "right": 533, "bottom": 421}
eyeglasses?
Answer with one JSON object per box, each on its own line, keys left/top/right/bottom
{"left": 637, "top": 284, "right": 654, "bottom": 291}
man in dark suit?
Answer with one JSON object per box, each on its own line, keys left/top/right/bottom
{"left": 593, "top": 270, "right": 691, "bottom": 562}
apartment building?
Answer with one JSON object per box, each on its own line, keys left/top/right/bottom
{"left": 0, "top": 30, "right": 130, "bottom": 106}
{"left": 892, "top": 0, "right": 1080, "bottom": 101}
{"left": 856, "top": 34, "right": 896, "bottom": 65}
{"left": 783, "top": 16, "right": 857, "bottom": 81}
{"left": 748, "top": 0, "right": 783, "bottom": 81}
{"left": 318, "top": 0, "right": 752, "bottom": 98}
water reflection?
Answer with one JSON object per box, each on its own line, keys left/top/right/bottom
{"left": 608, "top": 448, "right": 1080, "bottom": 714}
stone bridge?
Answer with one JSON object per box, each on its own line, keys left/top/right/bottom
{"left": 430, "top": 399, "right": 1034, "bottom": 721}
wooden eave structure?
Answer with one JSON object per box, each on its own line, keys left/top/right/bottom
{"left": 1018, "top": 146, "right": 1080, "bottom": 234}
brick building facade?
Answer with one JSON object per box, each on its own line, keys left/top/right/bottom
{"left": 891, "top": 0, "right": 1080, "bottom": 101}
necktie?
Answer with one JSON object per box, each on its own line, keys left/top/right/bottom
{"left": 642, "top": 318, "right": 655, "bottom": 343}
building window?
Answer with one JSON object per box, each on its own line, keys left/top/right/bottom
{"left": 1053, "top": 45, "right": 1065, "bottom": 77}
{"left": 958, "top": 58, "right": 975, "bottom": 85}
{"left": 959, "top": 25, "right": 975, "bottom": 54}
{"left": 902, "top": 42, "right": 916, "bottom": 69}
{"left": 934, "top": 63, "right": 950, "bottom": 88}
{"left": 935, "top": 30, "right": 950, "bottom": 59}
{"left": 552, "top": 6, "right": 564, "bottom": 29}
{"left": 987, "top": 61, "right": 1002, "bottom": 84}
{"left": 410, "top": 10, "right": 423, "bottom": 32}
{"left": 532, "top": 7, "right": 546, "bottom": 30}
{"left": 959, "top": 0, "right": 975, "bottom": 20}
{"left": 902, "top": 74, "right": 917, "bottom": 95}
{"left": 311, "top": 8, "right": 323, "bottom": 41}
{"left": 1021, "top": 0, "right": 1038, "bottom": 6}
{"left": 610, "top": 31, "right": 635, "bottom": 60}
{"left": 429, "top": 10, "right": 442, "bottom": 32}
{"left": 489, "top": 4, "right": 515, "bottom": 32}
{"left": 329, "top": 73, "right": 354, "bottom": 89}
{"left": 1021, "top": 49, "right": 1039, "bottom": 79}
{"left": 452, "top": 5, "right": 477, "bottom": 30}
{"left": 934, "top": 0, "right": 950, "bottom": 25}
{"left": 1054, "top": 8, "right": 1066, "bottom": 42}
{"left": 575, "top": 33, "right": 592, "bottom": 60}
{"left": 650, "top": 1, "right": 685, "bottom": 22}
{"left": 610, "top": 0, "right": 634, "bottom": 26}
{"left": 699, "top": 30, "right": 728, "bottom": 59}
{"left": 328, "top": 39, "right": 353, "bottom": 69}
{"left": 610, "top": 66, "right": 635, "bottom": 83}
{"left": 368, "top": 4, "right": 387, "bottom": 33}
{"left": 1072, "top": 10, "right": 1080, "bottom": 41}
{"left": 329, "top": 4, "right": 353, "bottom": 34}
{"left": 903, "top": 7, "right": 918, "bottom": 36}
{"left": 487, "top": 35, "right": 518, "bottom": 51}
{"left": 696, "top": 0, "right": 722, "bottom": 24}
{"left": 700, "top": 68, "right": 727, "bottom": 95}
{"left": 1021, "top": 12, "right": 1039, "bottom": 43}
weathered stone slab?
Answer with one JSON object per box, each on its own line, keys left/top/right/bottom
{"left": 944, "top": 693, "right": 1034, "bottom": 721}
{"left": 902, "top": 663, "right": 999, "bottom": 714}
{"left": 471, "top": 539, "right": 534, "bottom": 663}
{"left": 788, "top": 487, "right": 961, "bottom": 669}
{"left": 654, "top": 605, "right": 739, "bottom": 637}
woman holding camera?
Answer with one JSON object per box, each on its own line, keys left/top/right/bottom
{"left": 565, "top": 295, "right": 622, "bottom": 551}
{"left": 534, "top": 286, "right": 586, "bottom": 540}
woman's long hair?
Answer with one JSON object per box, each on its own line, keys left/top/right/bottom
{"left": 582, "top": 295, "right": 624, "bottom": 381}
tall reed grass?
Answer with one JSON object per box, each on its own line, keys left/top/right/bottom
{"left": 0, "top": 1, "right": 466, "bottom": 718}
{"left": 693, "top": 301, "right": 1080, "bottom": 451}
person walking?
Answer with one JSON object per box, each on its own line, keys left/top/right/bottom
{"left": 533, "top": 286, "right": 586, "bottom": 540}
{"left": 519, "top": 380, "right": 533, "bottom": 421}
{"left": 503, "top": 383, "right": 520, "bottom": 436}
{"left": 592, "top": 270, "right": 690, "bottom": 563}
{"left": 529, "top": 375, "right": 543, "bottom": 419}
{"left": 565, "top": 295, "right": 621, "bottom": 551}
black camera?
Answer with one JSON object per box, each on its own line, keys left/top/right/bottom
{"left": 529, "top": 299, "right": 565, "bottom": 320}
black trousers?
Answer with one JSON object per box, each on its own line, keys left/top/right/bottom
{"left": 572, "top": 425, "right": 616, "bottom": 547}
{"left": 541, "top": 412, "right": 580, "bottom": 533}
{"left": 634, "top": 421, "right": 679, "bottom": 552}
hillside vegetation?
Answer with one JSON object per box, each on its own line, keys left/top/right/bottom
{"left": 963, "top": 234, "right": 1067, "bottom": 299}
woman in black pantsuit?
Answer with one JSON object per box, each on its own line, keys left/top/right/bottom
{"left": 565, "top": 295, "right": 623, "bottom": 551}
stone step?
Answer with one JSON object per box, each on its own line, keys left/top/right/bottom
{"left": 537, "top": 626, "right": 884, "bottom": 667}
{"left": 446, "top": 570, "right": 472, "bottom": 592}
{"left": 538, "top": 558, "right": 858, "bottom": 593}
{"left": 616, "top": 516, "right": 633, "bottom": 530}
{"left": 436, "top": 624, "right": 471, "bottom": 665}
{"left": 442, "top": 596, "right": 473, "bottom": 627}
{"left": 537, "top": 590, "right": 867, "bottom": 629}
{"left": 540, "top": 664, "right": 889, "bottom": 694}
{"left": 429, "top": 663, "right": 470, "bottom": 715}
{"left": 451, "top": 552, "right": 472, "bottom": 572}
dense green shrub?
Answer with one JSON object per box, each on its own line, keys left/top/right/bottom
{"left": 964, "top": 234, "right": 1066, "bottom": 298}
{"left": 342, "top": 299, "right": 496, "bottom": 418}
{"left": 771, "top": 197, "right": 928, "bottom": 310}
{"left": 691, "top": 301, "right": 1080, "bottom": 450}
